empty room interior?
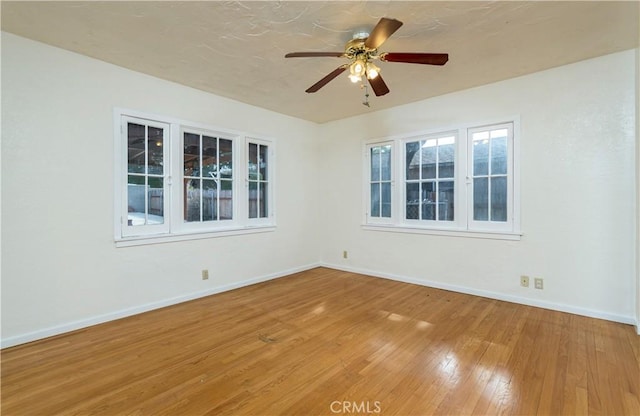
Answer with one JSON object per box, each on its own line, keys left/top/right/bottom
{"left": 1, "top": 1, "right": 639, "bottom": 415}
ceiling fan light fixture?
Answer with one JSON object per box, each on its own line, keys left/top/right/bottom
{"left": 350, "top": 59, "right": 366, "bottom": 77}
{"left": 349, "top": 74, "right": 362, "bottom": 83}
{"left": 366, "top": 62, "right": 380, "bottom": 79}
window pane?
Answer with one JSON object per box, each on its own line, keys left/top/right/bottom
{"left": 184, "top": 133, "right": 200, "bottom": 177}
{"left": 380, "top": 145, "right": 391, "bottom": 181}
{"left": 220, "top": 179, "right": 233, "bottom": 220}
{"left": 259, "top": 145, "right": 268, "bottom": 181}
{"left": 371, "top": 183, "right": 380, "bottom": 217}
{"left": 439, "top": 180, "right": 454, "bottom": 221}
{"left": 438, "top": 142, "right": 455, "bottom": 179}
{"left": 202, "top": 179, "right": 217, "bottom": 221}
{"left": 248, "top": 181, "right": 257, "bottom": 218}
{"left": 406, "top": 141, "right": 420, "bottom": 180}
{"left": 491, "top": 176, "right": 507, "bottom": 222}
{"left": 147, "top": 127, "right": 164, "bottom": 175}
{"left": 127, "top": 175, "right": 145, "bottom": 225}
{"left": 219, "top": 139, "right": 233, "bottom": 179}
{"left": 127, "top": 123, "right": 146, "bottom": 174}
{"left": 406, "top": 183, "right": 419, "bottom": 219}
{"left": 248, "top": 143, "right": 258, "bottom": 181}
{"left": 381, "top": 182, "right": 391, "bottom": 218}
{"left": 185, "top": 179, "right": 201, "bottom": 222}
{"left": 371, "top": 147, "right": 380, "bottom": 181}
{"left": 490, "top": 136, "right": 507, "bottom": 175}
{"left": 147, "top": 177, "right": 164, "bottom": 222}
{"left": 259, "top": 182, "right": 268, "bottom": 218}
{"left": 473, "top": 177, "right": 488, "bottom": 221}
{"left": 421, "top": 141, "right": 437, "bottom": 179}
{"left": 201, "top": 136, "right": 217, "bottom": 179}
{"left": 490, "top": 129, "right": 508, "bottom": 139}
{"left": 473, "top": 137, "right": 489, "bottom": 176}
{"left": 421, "top": 182, "right": 436, "bottom": 220}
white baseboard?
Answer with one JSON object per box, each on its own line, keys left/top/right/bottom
{"left": 1, "top": 262, "right": 322, "bottom": 349}
{"left": 3, "top": 261, "right": 636, "bottom": 348}
{"left": 321, "top": 262, "right": 638, "bottom": 327}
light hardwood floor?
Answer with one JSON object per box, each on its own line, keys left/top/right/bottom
{"left": 2, "top": 267, "right": 639, "bottom": 415}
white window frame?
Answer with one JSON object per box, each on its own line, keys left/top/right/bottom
{"left": 177, "top": 126, "right": 241, "bottom": 233}
{"left": 467, "top": 122, "right": 515, "bottom": 233}
{"left": 118, "top": 116, "right": 171, "bottom": 238}
{"left": 246, "top": 136, "right": 276, "bottom": 226}
{"left": 114, "top": 108, "right": 276, "bottom": 247}
{"left": 363, "top": 118, "right": 521, "bottom": 240}
{"left": 401, "top": 131, "right": 459, "bottom": 230}
{"left": 364, "top": 141, "right": 395, "bottom": 225}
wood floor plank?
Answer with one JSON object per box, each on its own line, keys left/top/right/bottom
{"left": 2, "top": 267, "right": 638, "bottom": 415}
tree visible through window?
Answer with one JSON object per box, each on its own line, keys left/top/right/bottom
{"left": 183, "top": 132, "right": 233, "bottom": 223}
{"left": 116, "top": 111, "right": 275, "bottom": 242}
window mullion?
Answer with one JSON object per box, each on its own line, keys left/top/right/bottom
{"left": 417, "top": 141, "right": 422, "bottom": 221}
{"left": 376, "top": 151, "right": 381, "bottom": 216}
{"left": 194, "top": 134, "right": 200, "bottom": 223}
{"left": 372, "top": 152, "right": 382, "bottom": 216}
{"left": 487, "top": 135, "right": 492, "bottom": 222}
{"left": 435, "top": 141, "right": 440, "bottom": 221}
{"left": 259, "top": 145, "right": 263, "bottom": 218}
{"left": 217, "top": 137, "right": 222, "bottom": 221}
{"left": 144, "top": 125, "right": 150, "bottom": 225}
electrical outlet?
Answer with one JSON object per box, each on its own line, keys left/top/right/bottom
{"left": 202, "top": 269, "right": 209, "bottom": 280}
{"left": 534, "top": 277, "right": 543, "bottom": 290}
{"left": 520, "top": 275, "right": 530, "bottom": 287}
{"left": 343, "top": 250, "right": 348, "bottom": 259}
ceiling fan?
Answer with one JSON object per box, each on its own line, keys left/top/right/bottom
{"left": 285, "top": 17, "right": 449, "bottom": 97}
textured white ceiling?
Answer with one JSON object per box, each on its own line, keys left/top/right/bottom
{"left": 2, "top": 1, "right": 638, "bottom": 123}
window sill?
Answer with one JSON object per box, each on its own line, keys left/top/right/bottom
{"left": 115, "top": 225, "right": 276, "bottom": 247}
{"left": 362, "top": 224, "right": 522, "bottom": 241}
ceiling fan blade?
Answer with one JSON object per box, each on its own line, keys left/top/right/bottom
{"left": 364, "top": 18, "right": 403, "bottom": 50}
{"left": 305, "top": 65, "right": 348, "bottom": 93}
{"left": 285, "top": 52, "right": 346, "bottom": 58}
{"left": 368, "top": 74, "right": 390, "bottom": 97}
{"left": 380, "top": 52, "right": 449, "bottom": 65}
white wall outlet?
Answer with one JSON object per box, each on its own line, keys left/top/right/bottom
{"left": 520, "top": 275, "right": 530, "bottom": 287}
{"left": 202, "top": 269, "right": 209, "bottom": 280}
{"left": 534, "top": 277, "right": 543, "bottom": 289}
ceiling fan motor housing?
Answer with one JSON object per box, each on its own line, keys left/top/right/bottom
{"left": 345, "top": 37, "right": 377, "bottom": 61}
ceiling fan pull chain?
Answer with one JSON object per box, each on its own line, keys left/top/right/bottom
{"left": 362, "top": 83, "right": 370, "bottom": 107}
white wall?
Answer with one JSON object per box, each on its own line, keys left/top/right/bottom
{"left": 318, "top": 50, "right": 638, "bottom": 324}
{"left": 1, "top": 33, "right": 322, "bottom": 346}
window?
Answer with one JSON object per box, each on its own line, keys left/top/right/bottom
{"left": 367, "top": 143, "right": 392, "bottom": 220}
{"left": 115, "top": 110, "right": 275, "bottom": 245}
{"left": 247, "top": 140, "right": 271, "bottom": 220}
{"left": 183, "top": 130, "right": 234, "bottom": 224}
{"left": 122, "top": 117, "right": 170, "bottom": 237}
{"left": 469, "top": 124, "right": 513, "bottom": 231}
{"left": 405, "top": 134, "right": 456, "bottom": 223}
{"left": 364, "top": 120, "right": 519, "bottom": 239}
